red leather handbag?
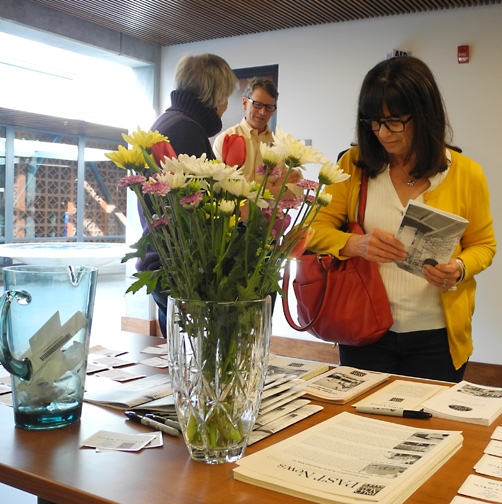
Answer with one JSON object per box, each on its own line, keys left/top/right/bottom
{"left": 282, "top": 174, "right": 393, "bottom": 346}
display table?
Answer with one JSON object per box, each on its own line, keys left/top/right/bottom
{"left": 0, "top": 331, "right": 497, "bottom": 504}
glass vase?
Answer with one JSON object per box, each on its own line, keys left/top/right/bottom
{"left": 167, "top": 296, "right": 271, "bottom": 464}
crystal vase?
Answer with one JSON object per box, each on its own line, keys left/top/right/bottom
{"left": 167, "top": 296, "right": 271, "bottom": 464}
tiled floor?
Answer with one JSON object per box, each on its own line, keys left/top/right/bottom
{"left": 0, "top": 271, "right": 129, "bottom": 503}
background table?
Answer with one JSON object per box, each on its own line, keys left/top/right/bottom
{"left": 0, "top": 331, "right": 498, "bottom": 504}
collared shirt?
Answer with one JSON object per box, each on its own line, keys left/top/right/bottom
{"left": 213, "top": 117, "right": 303, "bottom": 196}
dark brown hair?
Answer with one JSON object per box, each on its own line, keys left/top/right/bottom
{"left": 356, "top": 56, "right": 456, "bottom": 178}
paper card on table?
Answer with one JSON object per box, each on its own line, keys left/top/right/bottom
{"left": 90, "top": 356, "right": 133, "bottom": 368}
{"left": 475, "top": 454, "right": 502, "bottom": 478}
{"left": 450, "top": 496, "right": 489, "bottom": 504}
{"left": 88, "top": 345, "right": 127, "bottom": 357}
{"left": 0, "top": 382, "right": 11, "bottom": 394}
{"left": 141, "top": 346, "right": 168, "bottom": 355}
{"left": 138, "top": 356, "right": 169, "bottom": 368}
{"left": 86, "top": 361, "right": 109, "bottom": 374}
{"left": 81, "top": 430, "right": 156, "bottom": 452}
{"left": 0, "top": 393, "right": 12, "bottom": 406}
{"left": 458, "top": 474, "right": 502, "bottom": 503}
{"left": 95, "top": 368, "right": 146, "bottom": 382}
{"left": 492, "top": 426, "right": 502, "bottom": 441}
{"left": 485, "top": 440, "right": 502, "bottom": 457}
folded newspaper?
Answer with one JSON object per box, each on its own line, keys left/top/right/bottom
{"left": 234, "top": 411, "right": 463, "bottom": 504}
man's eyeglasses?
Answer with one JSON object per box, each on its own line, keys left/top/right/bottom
{"left": 360, "top": 116, "right": 413, "bottom": 132}
{"left": 247, "top": 98, "right": 277, "bottom": 112}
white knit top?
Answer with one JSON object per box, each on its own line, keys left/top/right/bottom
{"left": 363, "top": 163, "right": 450, "bottom": 333}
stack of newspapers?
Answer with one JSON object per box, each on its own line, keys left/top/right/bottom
{"left": 234, "top": 411, "right": 463, "bottom": 504}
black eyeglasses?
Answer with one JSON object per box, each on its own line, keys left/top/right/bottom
{"left": 360, "top": 116, "right": 413, "bottom": 132}
{"left": 246, "top": 98, "right": 277, "bottom": 112}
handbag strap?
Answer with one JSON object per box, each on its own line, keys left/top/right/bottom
{"left": 282, "top": 171, "right": 369, "bottom": 332}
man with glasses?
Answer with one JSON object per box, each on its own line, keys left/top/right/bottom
{"left": 213, "top": 77, "right": 302, "bottom": 199}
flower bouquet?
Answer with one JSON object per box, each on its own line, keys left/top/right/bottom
{"left": 106, "top": 126, "right": 348, "bottom": 463}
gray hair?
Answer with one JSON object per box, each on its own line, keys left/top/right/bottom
{"left": 175, "top": 54, "right": 238, "bottom": 108}
{"left": 243, "top": 77, "right": 278, "bottom": 101}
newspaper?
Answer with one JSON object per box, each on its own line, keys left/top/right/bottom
{"left": 84, "top": 373, "right": 172, "bottom": 409}
{"left": 395, "top": 200, "right": 468, "bottom": 278}
{"left": 302, "top": 367, "right": 389, "bottom": 404}
{"left": 234, "top": 411, "right": 463, "bottom": 504}
{"left": 267, "top": 355, "right": 329, "bottom": 381}
{"left": 421, "top": 381, "right": 502, "bottom": 426}
{"left": 352, "top": 380, "right": 448, "bottom": 411}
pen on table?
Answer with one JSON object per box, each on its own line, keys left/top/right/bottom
{"left": 125, "top": 411, "right": 180, "bottom": 436}
{"left": 355, "top": 406, "right": 432, "bottom": 419}
{"left": 145, "top": 413, "right": 182, "bottom": 432}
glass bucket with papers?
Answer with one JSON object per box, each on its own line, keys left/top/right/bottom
{"left": 0, "top": 265, "right": 97, "bottom": 430}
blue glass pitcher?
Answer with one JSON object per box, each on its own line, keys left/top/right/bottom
{"left": 0, "top": 265, "right": 97, "bottom": 430}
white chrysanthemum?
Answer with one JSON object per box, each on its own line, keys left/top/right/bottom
{"left": 218, "top": 199, "right": 235, "bottom": 215}
{"left": 156, "top": 165, "right": 187, "bottom": 190}
{"left": 259, "top": 142, "right": 283, "bottom": 166}
{"left": 218, "top": 179, "right": 255, "bottom": 198}
{"left": 317, "top": 191, "right": 333, "bottom": 207}
{"left": 270, "top": 126, "right": 328, "bottom": 168}
{"left": 319, "top": 161, "right": 350, "bottom": 186}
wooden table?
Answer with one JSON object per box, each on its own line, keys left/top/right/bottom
{"left": 0, "top": 331, "right": 498, "bottom": 504}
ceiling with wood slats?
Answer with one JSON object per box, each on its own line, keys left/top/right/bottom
{"left": 31, "top": 0, "right": 501, "bottom": 47}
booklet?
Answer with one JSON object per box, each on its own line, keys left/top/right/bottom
{"left": 234, "top": 411, "right": 463, "bottom": 504}
{"left": 394, "top": 200, "right": 468, "bottom": 278}
{"left": 301, "top": 366, "right": 389, "bottom": 404}
{"left": 421, "top": 381, "right": 502, "bottom": 426}
{"left": 352, "top": 379, "right": 448, "bottom": 411}
{"left": 84, "top": 373, "right": 172, "bottom": 409}
{"left": 267, "top": 355, "right": 329, "bottom": 381}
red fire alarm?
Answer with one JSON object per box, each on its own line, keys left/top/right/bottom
{"left": 458, "top": 45, "right": 469, "bottom": 64}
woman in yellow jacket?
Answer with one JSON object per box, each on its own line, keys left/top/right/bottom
{"left": 308, "top": 57, "right": 496, "bottom": 382}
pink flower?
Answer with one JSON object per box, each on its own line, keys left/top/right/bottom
{"left": 257, "top": 163, "right": 281, "bottom": 178}
{"left": 306, "top": 194, "right": 315, "bottom": 204}
{"left": 152, "top": 216, "right": 170, "bottom": 228}
{"left": 142, "top": 181, "right": 171, "bottom": 196}
{"left": 256, "top": 163, "right": 267, "bottom": 176}
{"left": 179, "top": 193, "right": 203, "bottom": 206}
{"left": 118, "top": 175, "right": 147, "bottom": 187}
{"left": 277, "top": 198, "right": 302, "bottom": 211}
{"left": 296, "top": 179, "right": 319, "bottom": 191}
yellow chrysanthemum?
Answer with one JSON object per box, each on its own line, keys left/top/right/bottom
{"left": 122, "top": 127, "right": 167, "bottom": 149}
{"left": 105, "top": 145, "right": 146, "bottom": 171}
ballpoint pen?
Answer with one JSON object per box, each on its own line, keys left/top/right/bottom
{"left": 145, "top": 413, "right": 182, "bottom": 432}
{"left": 355, "top": 406, "right": 432, "bottom": 419}
{"left": 125, "top": 411, "right": 180, "bottom": 436}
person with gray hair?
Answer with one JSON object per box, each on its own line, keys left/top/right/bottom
{"left": 140, "top": 53, "right": 238, "bottom": 336}
{"left": 150, "top": 53, "right": 238, "bottom": 158}
{"left": 213, "top": 76, "right": 302, "bottom": 199}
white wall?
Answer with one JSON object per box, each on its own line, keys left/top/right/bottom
{"left": 158, "top": 5, "right": 502, "bottom": 365}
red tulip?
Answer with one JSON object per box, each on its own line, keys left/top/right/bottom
{"left": 222, "top": 134, "right": 246, "bottom": 167}
{"left": 152, "top": 141, "right": 177, "bottom": 167}
{"left": 287, "top": 227, "right": 315, "bottom": 259}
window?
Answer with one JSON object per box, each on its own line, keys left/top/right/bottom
{"left": 1, "top": 108, "right": 127, "bottom": 244}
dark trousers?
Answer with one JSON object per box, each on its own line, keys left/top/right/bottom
{"left": 338, "top": 328, "right": 467, "bottom": 383}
